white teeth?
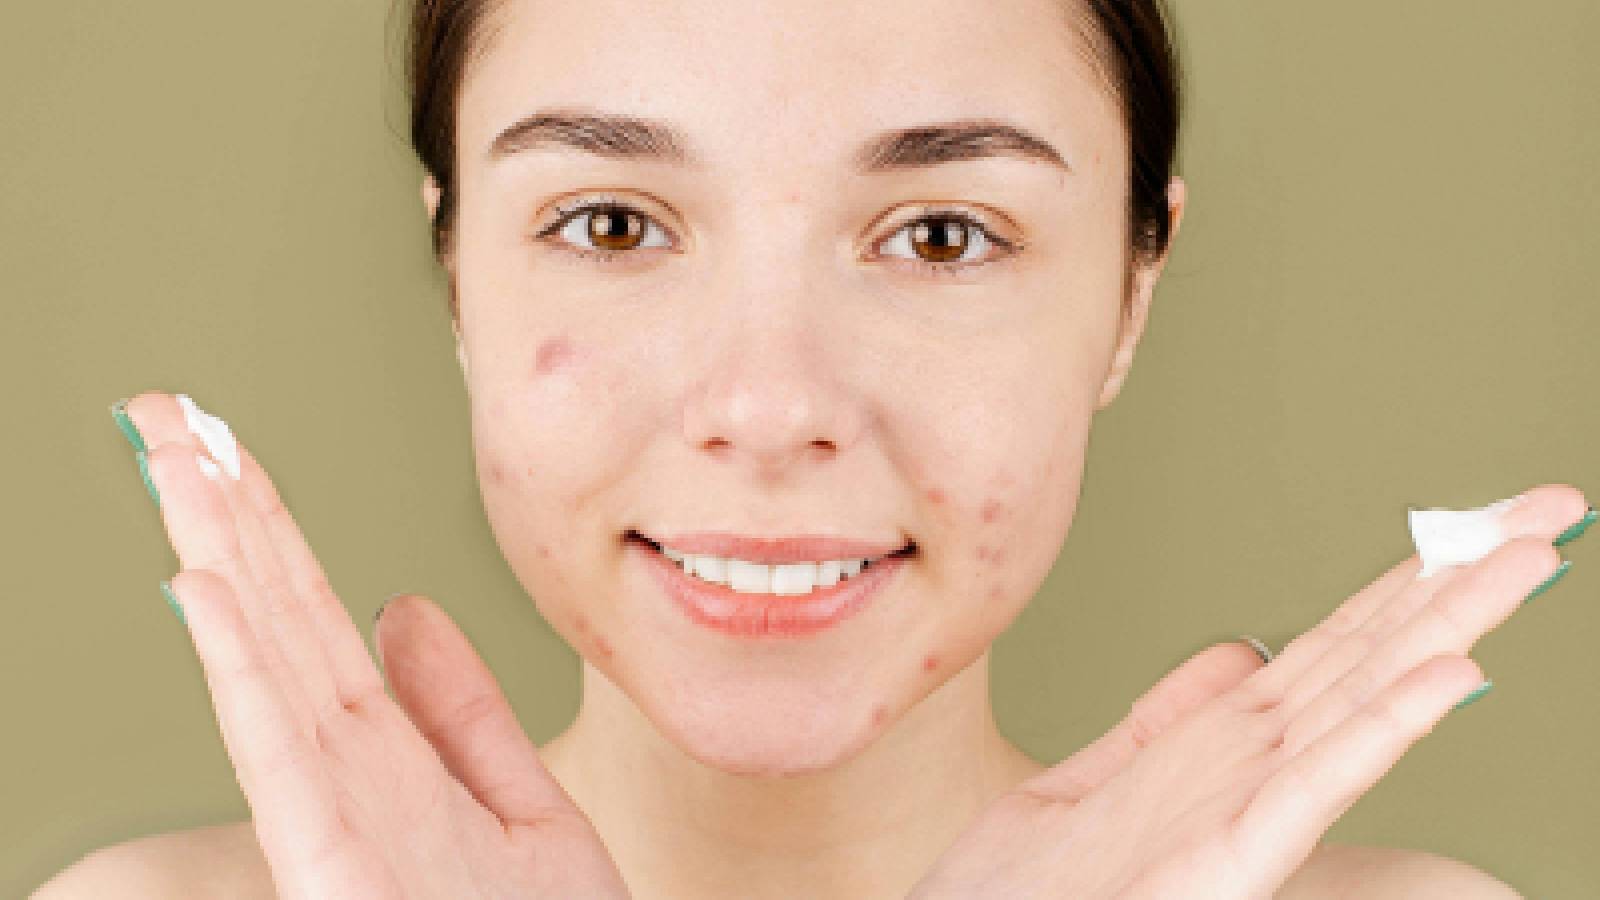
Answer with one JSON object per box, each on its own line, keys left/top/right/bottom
{"left": 659, "top": 545, "right": 875, "bottom": 595}
{"left": 726, "top": 559, "right": 771, "bottom": 593}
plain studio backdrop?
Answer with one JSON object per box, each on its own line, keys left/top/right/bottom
{"left": 1, "top": 2, "right": 1595, "bottom": 896}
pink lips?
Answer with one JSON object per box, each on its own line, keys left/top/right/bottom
{"left": 645, "top": 531, "right": 908, "bottom": 565}
{"left": 628, "top": 538, "right": 907, "bottom": 638}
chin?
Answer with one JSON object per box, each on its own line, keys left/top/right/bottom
{"left": 638, "top": 673, "right": 884, "bottom": 777}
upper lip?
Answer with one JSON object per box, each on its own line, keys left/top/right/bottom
{"left": 635, "top": 531, "right": 912, "bottom": 564}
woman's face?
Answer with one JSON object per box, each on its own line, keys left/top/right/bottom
{"left": 443, "top": 0, "right": 1174, "bottom": 773}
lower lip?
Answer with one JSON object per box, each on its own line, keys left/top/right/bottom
{"left": 629, "top": 538, "right": 909, "bottom": 638}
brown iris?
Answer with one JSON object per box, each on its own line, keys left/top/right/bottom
{"left": 909, "top": 216, "right": 972, "bottom": 263}
{"left": 587, "top": 205, "right": 646, "bottom": 251}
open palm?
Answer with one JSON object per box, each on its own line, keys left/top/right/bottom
{"left": 114, "top": 391, "right": 630, "bottom": 899}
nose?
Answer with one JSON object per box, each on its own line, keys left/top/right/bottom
{"left": 680, "top": 282, "right": 866, "bottom": 483}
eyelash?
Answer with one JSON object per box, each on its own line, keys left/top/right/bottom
{"left": 532, "top": 193, "right": 1018, "bottom": 277}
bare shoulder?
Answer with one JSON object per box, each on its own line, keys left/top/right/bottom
{"left": 1277, "top": 841, "right": 1523, "bottom": 899}
{"left": 32, "top": 819, "right": 274, "bottom": 899}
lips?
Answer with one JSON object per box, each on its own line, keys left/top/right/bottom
{"left": 627, "top": 535, "right": 910, "bottom": 637}
{"left": 628, "top": 530, "right": 916, "bottom": 565}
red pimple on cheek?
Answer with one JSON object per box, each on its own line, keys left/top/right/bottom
{"left": 980, "top": 499, "right": 1004, "bottom": 523}
{"left": 926, "top": 486, "right": 946, "bottom": 505}
{"left": 922, "top": 653, "right": 940, "bottom": 672}
{"left": 574, "top": 613, "right": 589, "bottom": 634}
{"left": 870, "top": 704, "right": 889, "bottom": 727}
{"left": 533, "top": 336, "right": 576, "bottom": 376}
{"left": 594, "top": 634, "right": 614, "bottom": 659}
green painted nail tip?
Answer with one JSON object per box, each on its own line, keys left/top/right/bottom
{"left": 160, "top": 580, "right": 186, "bottom": 625}
{"left": 1451, "top": 679, "right": 1493, "bottom": 712}
{"left": 109, "top": 397, "right": 146, "bottom": 453}
{"left": 1523, "top": 559, "right": 1573, "bottom": 604}
{"left": 1554, "top": 507, "right": 1595, "bottom": 547}
{"left": 135, "top": 450, "right": 160, "bottom": 505}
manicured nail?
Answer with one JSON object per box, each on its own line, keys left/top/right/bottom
{"left": 1523, "top": 559, "right": 1573, "bottom": 604}
{"left": 1238, "top": 634, "right": 1274, "bottom": 663}
{"left": 1554, "top": 507, "right": 1595, "bottom": 547}
{"left": 160, "top": 580, "right": 186, "bottom": 625}
{"left": 1451, "top": 678, "right": 1493, "bottom": 712}
{"left": 135, "top": 450, "right": 160, "bottom": 505}
{"left": 109, "top": 397, "right": 146, "bottom": 453}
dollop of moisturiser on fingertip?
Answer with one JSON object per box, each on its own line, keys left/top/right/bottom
{"left": 176, "top": 393, "right": 242, "bottom": 480}
{"left": 1408, "top": 493, "right": 1523, "bottom": 579}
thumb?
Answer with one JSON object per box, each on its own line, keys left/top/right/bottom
{"left": 373, "top": 593, "right": 577, "bottom": 829}
{"left": 1021, "top": 638, "right": 1272, "bottom": 804}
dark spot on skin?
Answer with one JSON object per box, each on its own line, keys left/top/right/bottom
{"left": 534, "top": 336, "right": 575, "bottom": 376}
{"left": 575, "top": 614, "right": 589, "bottom": 634}
{"left": 922, "top": 654, "right": 940, "bottom": 672}
{"left": 926, "top": 486, "right": 946, "bottom": 505}
{"left": 980, "top": 499, "right": 1004, "bottom": 523}
{"left": 871, "top": 704, "right": 889, "bottom": 727}
{"left": 594, "top": 635, "right": 614, "bottom": 659}
{"left": 487, "top": 460, "right": 507, "bottom": 484}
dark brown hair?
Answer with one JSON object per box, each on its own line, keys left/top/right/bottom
{"left": 405, "top": 0, "right": 1182, "bottom": 314}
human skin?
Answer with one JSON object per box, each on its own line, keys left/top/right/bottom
{"left": 434, "top": 0, "right": 1182, "bottom": 894}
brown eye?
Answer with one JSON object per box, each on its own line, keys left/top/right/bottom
{"left": 585, "top": 205, "right": 646, "bottom": 251}
{"left": 909, "top": 216, "right": 973, "bottom": 263}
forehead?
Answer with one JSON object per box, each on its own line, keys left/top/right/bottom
{"left": 456, "top": 0, "right": 1123, "bottom": 179}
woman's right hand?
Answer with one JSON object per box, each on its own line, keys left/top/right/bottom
{"left": 910, "top": 483, "right": 1587, "bottom": 899}
{"left": 120, "top": 392, "right": 631, "bottom": 899}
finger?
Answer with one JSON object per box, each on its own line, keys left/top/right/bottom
{"left": 143, "top": 442, "right": 319, "bottom": 741}
{"left": 128, "top": 391, "right": 379, "bottom": 710}
{"left": 165, "top": 569, "right": 348, "bottom": 878}
{"left": 234, "top": 442, "right": 384, "bottom": 707}
{"left": 1021, "top": 641, "right": 1267, "bottom": 804}
{"left": 1276, "top": 535, "right": 1561, "bottom": 758}
{"left": 1245, "top": 483, "right": 1580, "bottom": 703}
{"left": 1225, "top": 653, "right": 1485, "bottom": 897}
{"left": 1269, "top": 483, "right": 1584, "bottom": 720}
{"left": 131, "top": 394, "right": 348, "bottom": 726}
{"left": 375, "top": 594, "right": 581, "bottom": 828}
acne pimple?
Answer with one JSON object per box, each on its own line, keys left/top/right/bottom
{"left": 922, "top": 654, "right": 940, "bottom": 672}
{"left": 976, "top": 544, "right": 994, "bottom": 561}
{"left": 988, "top": 585, "right": 1003, "bottom": 601}
{"left": 594, "top": 635, "right": 614, "bottom": 659}
{"left": 926, "top": 486, "right": 947, "bottom": 505}
{"left": 537, "top": 544, "right": 550, "bottom": 558}
{"left": 980, "top": 499, "right": 1004, "bottom": 523}
{"left": 574, "top": 614, "right": 589, "bottom": 634}
{"left": 533, "top": 336, "right": 576, "bottom": 376}
{"left": 487, "top": 460, "right": 507, "bottom": 484}
{"left": 870, "top": 704, "right": 888, "bottom": 727}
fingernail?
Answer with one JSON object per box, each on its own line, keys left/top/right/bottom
{"left": 1523, "top": 559, "right": 1573, "bottom": 604}
{"left": 160, "top": 579, "right": 186, "bottom": 626}
{"left": 1554, "top": 507, "right": 1595, "bottom": 548}
{"left": 1238, "top": 634, "right": 1274, "bottom": 663}
{"left": 109, "top": 397, "right": 146, "bottom": 453}
{"left": 135, "top": 450, "right": 160, "bottom": 504}
{"left": 1451, "top": 678, "right": 1493, "bottom": 712}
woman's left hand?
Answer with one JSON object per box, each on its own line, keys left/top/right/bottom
{"left": 114, "top": 391, "right": 631, "bottom": 899}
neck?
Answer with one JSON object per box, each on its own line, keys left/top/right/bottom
{"left": 537, "top": 648, "right": 1043, "bottom": 900}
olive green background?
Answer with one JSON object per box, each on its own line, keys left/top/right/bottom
{"left": 4, "top": 1, "right": 1595, "bottom": 896}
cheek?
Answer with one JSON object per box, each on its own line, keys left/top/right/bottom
{"left": 533, "top": 335, "right": 577, "bottom": 376}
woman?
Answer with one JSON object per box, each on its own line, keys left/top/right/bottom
{"left": 36, "top": 0, "right": 1587, "bottom": 896}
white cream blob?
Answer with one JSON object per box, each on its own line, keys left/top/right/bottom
{"left": 176, "top": 393, "right": 241, "bottom": 481}
{"left": 1408, "top": 494, "right": 1522, "bottom": 579}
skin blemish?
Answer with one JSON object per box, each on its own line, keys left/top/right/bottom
{"left": 976, "top": 544, "right": 994, "bottom": 561}
{"left": 926, "top": 486, "right": 947, "bottom": 505}
{"left": 988, "top": 585, "right": 1004, "bottom": 602}
{"left": 537, "top": 543, "right": 550, "bottom": 558}
{"left": 487, "top": 459, "right": 507, "bottom": 485}
{"left": 575, "top": 613, "right": 590, "bottom": 634}
{"left": 594, "top": 634, "right": 615, "bottom": 659}
{"left": 922, "top": 653, "right": 940, "bottom": 673}
{"left": 980, "top": 499, "right": 1004, "bottom": 523}
{"left": 533, "top": 336, "right": 576, "bottom": 376}
{"left": 870, "top": 704, "right": 889, "bottom": 727}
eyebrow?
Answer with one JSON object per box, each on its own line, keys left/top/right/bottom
{"left": 485, "top": 106, "right": 1071, "bottom": 175}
